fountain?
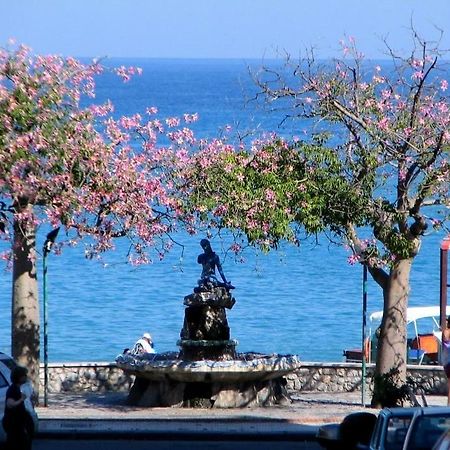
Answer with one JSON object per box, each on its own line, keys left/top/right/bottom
{"left": 115, "top": 239, "right": 301, "bottom": 408}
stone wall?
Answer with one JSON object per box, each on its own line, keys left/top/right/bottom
{"left": 285, "top": 362, "right": 448, "bottom": 395}
{"left": 39, "top": 361, "right": 448, "bottom": 395}
{"left": 39, "top": 362, "right": 134, "bottom": 393}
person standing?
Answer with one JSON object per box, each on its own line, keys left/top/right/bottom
{"left": 2, "top": 366, "right": 35, "bottom": 450}
{"left": 442, "top": 317, "right": 450, "bottom": 406}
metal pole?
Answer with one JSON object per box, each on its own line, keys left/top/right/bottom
{"left": 440, "top": 237, "right": 450, "bottom": 330}
{"left": 43, "top": 250, "right": 48, "bottom": 407}
{"left": 42, "top": 227, "right": 59, "bottom": 408}
{"left": 362, "top": 264, "right": 368, "bottom": 406}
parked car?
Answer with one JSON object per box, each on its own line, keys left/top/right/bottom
{"left": 316, "top": 411, "right": 378, "bottom": 449}
{"left": 0, "top": 352, "right": 39, "bottom": 442}
{"left": 434, "top": 429, "right": 450, "bottom": 450}
{"left": 317, "top": 406, "right": 450, "bottom": 450}
{"left": 402, "top": 407, "right": 450, "bottom": 449}
{"left": 317, "top": 407, "right": 420, "bottom": 450}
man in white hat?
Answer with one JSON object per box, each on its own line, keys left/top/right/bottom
{"left": 131, "top": 332, "right": 155, "bottom": 355}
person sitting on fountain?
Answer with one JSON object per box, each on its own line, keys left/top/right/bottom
{"left": 130, "top": 332, "right": 156, "bottom": 356}
{"left": 197, "top": 239, "right": 234, "bottom": 290}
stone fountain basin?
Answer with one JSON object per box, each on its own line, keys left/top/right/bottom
{"left": 115, "top": 352, "right": 301, "bottom": 383}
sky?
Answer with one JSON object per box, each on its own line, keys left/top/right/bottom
{"left": 2, "top": 0, "right": 450, "bottom": 59}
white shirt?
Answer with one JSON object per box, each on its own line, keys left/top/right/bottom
{"left": 131, "top": 338, "right": 155, "bottom": 355}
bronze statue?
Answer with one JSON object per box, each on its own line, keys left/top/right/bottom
{"left": 197, "top": 239, "right": 234, "bottom": 290}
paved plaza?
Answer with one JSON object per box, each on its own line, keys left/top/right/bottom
{"left": 35, "top": 390, "right": 448, "bottom": 438}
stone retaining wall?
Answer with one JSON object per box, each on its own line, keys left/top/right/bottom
{"left": 38, "top": 361, "right": 448, "bottom": 395}
{"left": 285, "top": 362, "right": 448, "bottom": 395}
{"left": 39, "top": 362, "right": 134, "bottom": 393}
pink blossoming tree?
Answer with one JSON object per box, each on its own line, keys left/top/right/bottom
{"left": 184, "top": 35, "right": 450, "bottom": 406}
{"left": 0, "top": 44, "right": 197, "bottom": 394}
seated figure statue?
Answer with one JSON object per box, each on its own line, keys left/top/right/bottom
{"left": 197, "top": 239, "right": 234, "bottom": 291}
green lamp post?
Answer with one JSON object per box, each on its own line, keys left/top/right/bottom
{"left": 43, "top": 227, "right": 59, "bottom": 407}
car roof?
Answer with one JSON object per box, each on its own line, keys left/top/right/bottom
{"left": 379, "top": 406, "right": 450, "bottom": 419}
{"left": 411, "top": 406, "right": 450, "bottom": 416}
{"left": 379, "top": 407, "right": 423, "bottom": 417}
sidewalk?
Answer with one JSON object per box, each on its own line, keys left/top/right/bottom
{"left": 34, "top": 391, "right": 449, "bottom": 438}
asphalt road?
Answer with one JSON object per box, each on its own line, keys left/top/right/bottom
{"left": 34, "top": 438, "right": 322, "bottom": 449}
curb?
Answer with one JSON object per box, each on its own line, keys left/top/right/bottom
{"left": 36, "top": 418, "right": 320, "bottom": 440}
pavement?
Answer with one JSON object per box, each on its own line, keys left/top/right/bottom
{"left": 34, "top": 391, "right": 449, "bottom": 439}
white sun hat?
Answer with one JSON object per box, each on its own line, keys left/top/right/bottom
{"left": 143, "top": 332, "right": 152, "bottom": 341}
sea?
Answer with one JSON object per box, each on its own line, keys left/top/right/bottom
{"left": 0, "top": 58, "right": 446, "bottom": 363}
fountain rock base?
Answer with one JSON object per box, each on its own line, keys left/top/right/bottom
{"left": 116, "top": 352, "right": 300, "bottom": 408}
{"left": 128, "top": 377, "right": 289, "bottom": 408}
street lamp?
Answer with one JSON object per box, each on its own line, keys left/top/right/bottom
{"left": 361, "top": 264, "right": 368, "bottom": 406}
{"left": 43, "top": 227, "right": 60, "bottom": 407}
{"left": 440, "top": 236, "right": 450, "bottom": 331}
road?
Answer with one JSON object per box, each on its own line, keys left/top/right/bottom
{"left": 34, "top": 438, "right": 321, "bottom": 449}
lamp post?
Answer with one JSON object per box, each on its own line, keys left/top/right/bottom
{"left": 43, "top": 227, "right": 59, "bottom": 407}
{"left": 440, "top": 236, "right": 450, "bottom": 331}
{"left": 361, "top": 264, "right": 368, "bottom": 406}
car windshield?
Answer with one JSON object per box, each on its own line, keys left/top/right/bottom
{"left": 406, "top": 415, "right": 450, "bottom": 450}
{"left": 384, "top": 416, "right": 412, "bottom": 450}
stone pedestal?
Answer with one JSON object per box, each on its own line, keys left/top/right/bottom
{"left": 179, "top": 286, "right": 237, "bottom": 360}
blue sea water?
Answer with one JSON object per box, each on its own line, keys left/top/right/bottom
{"left": 0, "top": 59, "right": 446, "bottom": 363}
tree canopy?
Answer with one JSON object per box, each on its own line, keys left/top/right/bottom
{"left": 0, "top": 43, "right": 201, "bottom": 391}
{"left": 181, "top": 34, "right": 450, "bottom": 406}
{"left": 0, "top": 44, "right": 201, "bottom": 264}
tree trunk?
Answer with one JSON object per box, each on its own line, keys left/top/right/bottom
{"left": 372, "top": 258, "right": 412, "bottom": 407}
{"left": 11, "top": 214, "right": 40, "bottom": 398}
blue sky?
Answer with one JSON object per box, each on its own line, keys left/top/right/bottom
{"left": 2, "top": 0, "right": 450, "bottom": 59}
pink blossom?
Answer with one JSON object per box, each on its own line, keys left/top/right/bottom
{"left": 183, "top": 113, "right": 199, "bottom": 123}
{"left": 89, "top": 101, "right": 113, "bottom": 116}
{"left": 372, "top": 75, "right": 384, "bottom": 84}
{"left": 403, "top": 127, "right": 413, "bottom": 138}
{"left": 377, "top": 117, "right": 389, "bottom": 130}
{"left": 347, "top": 254, "right": 359, "bottom": 265}
{"left": 165, "top": 117, "right": 180, "bottom": 127}
{"left": 411, "top": 59, "right": 424, "bottom": 69}
{"left": 265, "top": 189, "right": 276, "bottom": 203}
{"left": 443, "top": 131, "right": 450, "bottom": 142}
{"left": 230, "top": 243, "right": 242, "bottom": 254}
{"left": 213, "top": 205, "right": 228, "bottom": 217}
{"left": 146, "top": 106, "right": 158, "bottom": 115}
